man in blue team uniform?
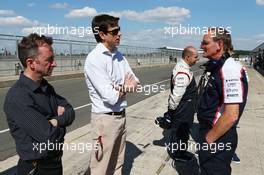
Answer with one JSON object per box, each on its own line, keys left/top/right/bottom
{"left": 197, "top": 28, "right": 248, "bottom": 175}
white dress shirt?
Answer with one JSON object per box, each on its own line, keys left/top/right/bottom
{"left": 84, "top": 43, "right": 139, "bottom": 113}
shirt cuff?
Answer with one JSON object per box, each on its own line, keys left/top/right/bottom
{"left": 54, "top": 116, "right": 65, "bottom": 127}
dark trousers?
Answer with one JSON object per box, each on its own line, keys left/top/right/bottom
{"left": 17, "top": 151, "right": 63, "bottom": 175}
{"left": 169, "top": 101, "right": 195, "bottom": 157}
{"left": 170, "top": 122, "right": 191, "bottom": 155}
{"left": 198, "top": 126, "right": 238, "bottom": 175}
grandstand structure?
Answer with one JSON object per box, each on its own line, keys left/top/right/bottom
{"left": 252, "top": 42, "right": 264, "bottom": 52}
{"left": 252, "top": 42, "right": 264, "bottom": 75}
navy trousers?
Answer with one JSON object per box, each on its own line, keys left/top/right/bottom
{"left": 198, "top": 126, "right": 238, "bottom": 175}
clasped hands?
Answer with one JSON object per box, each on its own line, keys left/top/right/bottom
{"left": 49, "top": 106, "right": 65, "bottom": 127}
{"left": 115, "top": 73, "right": 138, "bottom": 93}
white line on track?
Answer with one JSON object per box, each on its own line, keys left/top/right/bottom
{"left": 0, "top": 104, "right": 92, "bottom": 134}
{"left": 0, "top": 70, "right": 202, "bottom": 134}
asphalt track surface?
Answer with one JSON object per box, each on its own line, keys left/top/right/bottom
{"left": 0, "top": 64, "right": 203, "bottom": 161}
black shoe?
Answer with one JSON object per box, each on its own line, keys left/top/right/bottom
{"left": 173, "top": 151, "right": 194, "bottom": 162}
{"left": 232, "top": 153, "right": 240, "bottom": 164}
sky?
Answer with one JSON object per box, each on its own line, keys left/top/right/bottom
{"left": 0, "top": 0, "right": 264, "bottom": 50}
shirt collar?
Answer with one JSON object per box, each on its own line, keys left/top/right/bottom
{"left": 96, "top": 43, "right": 118, "bottom": 57}
{"left": 19, "top": 73, "right": 49, "bottom": 92}
{"left": 180, "top": 58, "right": 190, "bottom": 69}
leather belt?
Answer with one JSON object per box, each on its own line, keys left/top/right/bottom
{"left": 105, "top": 110, "right": 125, "bottom": 116}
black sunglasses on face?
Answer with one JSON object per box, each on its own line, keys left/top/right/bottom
{"left": 106, "top": 27, "right": 121, "bottom": 36}
{"left": 201, "top": 40, "right": 210, "bottom": 45}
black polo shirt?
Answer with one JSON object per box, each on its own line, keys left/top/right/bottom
{"left": 4, "top": 73, "right": 75, "bottom": 160}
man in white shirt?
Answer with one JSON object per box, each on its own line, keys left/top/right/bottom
{"left": 167, "top": 46, "right": 198, "bottom": 161}
{"left": 84, "top": 14, "right": 139, "bottom": 175}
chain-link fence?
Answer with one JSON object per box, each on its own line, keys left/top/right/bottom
{"left": 0, "top": 34, "right": 182, "bottom": 76}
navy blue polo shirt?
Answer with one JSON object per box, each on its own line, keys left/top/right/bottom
{"left": 197, "top": 57, "right": 248, "bottom": 127}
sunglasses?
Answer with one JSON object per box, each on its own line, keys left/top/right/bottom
{"left": 106, "top": 27, "right": 121, "bottom": 36}
{"left": 201, "top": 40, "right": 210, "bottom": 45}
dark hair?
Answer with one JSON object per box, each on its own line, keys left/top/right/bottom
{"left": 182, "top": 46, "right": 196, "bottom": 59}
{"left": 209, "top": 27, "right": 232, "bottom": 53}
{"left": 18, "top": 33, "right": 53, "bottom": 68}
{"left": 92, "top": 14, "right": 119, "bottom": 43}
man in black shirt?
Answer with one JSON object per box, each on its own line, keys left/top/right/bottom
{"left": 4, "top": 33, "right": 75, "bottom": 175}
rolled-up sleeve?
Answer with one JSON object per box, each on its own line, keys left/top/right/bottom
{"left": 124, "top": 57, "right": 140, "bottom": 83}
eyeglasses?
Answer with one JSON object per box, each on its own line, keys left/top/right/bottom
{"left": 106, "top": 27, "right": 121, "bottom": 36}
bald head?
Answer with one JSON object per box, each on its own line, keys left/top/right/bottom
{"left": 182, "top": 46, "right": 198, "bottom": 66}
{"left": 182, "top": 46, "right": 196, "bottom": 58}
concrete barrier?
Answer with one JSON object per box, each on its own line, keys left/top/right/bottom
{"left": 0, "top": 64, "right": 176, "bottom": 88}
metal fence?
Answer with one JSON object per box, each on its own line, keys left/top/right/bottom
{"left": 0, "top": 34, "right": 182, "bottom": 76}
